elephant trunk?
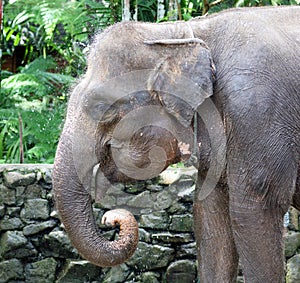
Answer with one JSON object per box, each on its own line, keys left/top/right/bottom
{"left": 52, "top": 134, "right": 139, "bottom": 267}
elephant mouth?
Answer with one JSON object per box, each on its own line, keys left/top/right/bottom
{"left": 97, "top": 125, "right": 183, "bottom": 183}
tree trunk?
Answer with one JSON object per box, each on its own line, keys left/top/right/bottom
{"left": 157, "top": 0, "right": 165, "bottom": 21}
{"left": 168, "top": 0, "right": 178, "bottom": 21}
{"left": 122, "top": 0, "right": 131, "bottom": 21}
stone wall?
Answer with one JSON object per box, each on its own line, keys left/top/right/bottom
{"left": 0, "top": 165, "right": 300, "bottom": 283}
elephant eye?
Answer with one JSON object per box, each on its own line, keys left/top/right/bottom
{"left": 87, "top": 100, "right": 118, "bottom": 123}
{"left": 94, "top": 102, "right": 110, "bottom": 113}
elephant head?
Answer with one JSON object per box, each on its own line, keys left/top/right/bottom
{"left": 52, "top": 21, "right": 215, "bottom": 267}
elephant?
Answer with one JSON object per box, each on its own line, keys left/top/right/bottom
{"left": 53, "top": 6, "right": 300, "bottom": 283}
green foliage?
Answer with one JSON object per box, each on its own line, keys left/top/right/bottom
{"left": 181, "top": 0, "right": 204, "bottom": 19}
{"left": 138, "top": 0, "right": 158, "bottom": 22}
{"left": 2, "top": 57, "right": 72, "bottom": 102}
{"left": 0, "top": 56, "right": 72, "bottom": 163}
{"left": 0, "top": 108, "right": 65, "bottom": 163}
{"left": 2, "top": 0, "right": 123, "bottom": 164}
{"left": 142, "top": 0, "right": 299, "bottom": 25}
{"left": 3, "top": 0, "right": 119, "bottom": 76}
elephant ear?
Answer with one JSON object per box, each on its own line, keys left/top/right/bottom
{"left": 146, "top": 38, "right": 215, "bottom": 127}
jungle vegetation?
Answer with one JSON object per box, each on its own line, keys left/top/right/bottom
{"left": 1, "top": 0, "right": 299, "bottom": 163}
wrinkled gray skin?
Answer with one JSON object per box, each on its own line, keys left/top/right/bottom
{"left": 53, "top": 6, "right": 300, "bottom": 282}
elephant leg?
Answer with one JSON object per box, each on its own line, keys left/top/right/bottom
{"left": 229, "top": 189, "right": 287, "bottom": 283}
{"left": 194, "top": 182, "right": 239, "bottom": 283}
